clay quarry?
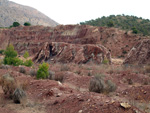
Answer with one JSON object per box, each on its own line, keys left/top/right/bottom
{"left": 0, "top": 25, "right": 150, "bottom": 113}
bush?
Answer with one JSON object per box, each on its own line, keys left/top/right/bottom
{"left": 4, "top": 58, "right": 24, "bottom": 66}
{"left": 24, "top": 59, "right": 33, "bottom": 67}
{"left": 23, "top": 51, "right": 29, "bottom": 59}
{"left": 3, "top": 44, "right": 25, "bottom": 66}
{"left": 19, "top": 66, "right": 26, "bottom": 74}
{"left": 4, "top": 57, "right": 23, "bottom": 66}
{"left": 36, "top": 62, "right": 49, "bottom": 79}
{"left": 24, "top": 22, "right": 31, "bottom": 26}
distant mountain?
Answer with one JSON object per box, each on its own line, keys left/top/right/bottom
{"left": 0, "top": 0, "right": 58, "bottom": 27}
{"left": 80, "top": 14, "right": 150, "bottom": 36}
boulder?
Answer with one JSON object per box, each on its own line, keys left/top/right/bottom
{"left": 120, "top": 102, "right": 131, "bottom": 109}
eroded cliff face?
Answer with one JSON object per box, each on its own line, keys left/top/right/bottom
{"left": 33, "top": 42, "right": 111, "bottom": 64}
{"left": 0, "top": 25, "right": 146, "bottom": 63}
{"left": 124, "top": 39, "right": 150, "bottom": 65}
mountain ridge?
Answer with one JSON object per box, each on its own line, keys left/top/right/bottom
{"left": 0, "top": 0, "right": 58, "bottom": 27}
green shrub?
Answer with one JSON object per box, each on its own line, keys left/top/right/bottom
{"left": 36, "top": 62, "right": 49, "bottom": 79}
{"left": 24, "top": 59, "right": 33, "bottom": 67}
{"left": 3, "top": 44, "right": 32, "bottom": 67}
{"left": 4, "top": 57, "right": 23, "bottom": 66}
{"left": 23, "top": 51, "right": 29, "bottom": 59}
{"left": 4, "top": 44, "right": 17, "bottom": 58}
{"left": 3, "top": 44, "right": 24, "bottom": 66}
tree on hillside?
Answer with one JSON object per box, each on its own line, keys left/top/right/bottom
{"left": 132, "top": 27, "right": 138, "bottom": 34}
{"left": 107, "top": 21, "right": 114, "bottom": 27}
{"left": 13, "top": 22, "right": 20, "bottom": 27}
{"left": 4, "top": 44, "right": 23, "bottom": 66}
{"left": 4, "top": 44, "right": 17, "bottom": 58}
{"left": 37, "top": 62, "right": 49, "bottom": 79}
{"left": 23, "top": 51, "right": 29, "bottom": 59}
{"left": 24, "top": 22, "right": 31, "bottom": 26}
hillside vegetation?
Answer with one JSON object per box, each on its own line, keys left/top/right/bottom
{"left": 80, "top": 14, "right": 150, "bottom": 36}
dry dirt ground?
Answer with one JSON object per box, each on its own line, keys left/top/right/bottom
{"left": 0, "top": 59, "right": 150, "bottom": 113}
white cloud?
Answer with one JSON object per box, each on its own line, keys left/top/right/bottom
{"left": 10, "top": 0, "right": 150, "bottom": 24}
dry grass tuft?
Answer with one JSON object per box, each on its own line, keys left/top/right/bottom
{"left": 1, "top": 73, "right": 17, "bottom": 98}
{"left": 19, "top": 66, "right": 26, "bottom": 74}
{"left": 89, "top": 75, "right": 117, "bottom": 94}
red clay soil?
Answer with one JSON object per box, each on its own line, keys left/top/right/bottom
{"left": 0, "top": 108, "right": 16, "bottom": 113}
{"left": 0, "top": 67, "right": 146, "bottom": 113}
{"left": 121, "top": 86, "right": 150, "bottom": 102}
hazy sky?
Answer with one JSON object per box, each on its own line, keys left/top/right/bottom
{"left": 10, "top": 0, "right": 150, "bottom": 24}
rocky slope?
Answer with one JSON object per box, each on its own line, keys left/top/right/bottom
{"left": 124, "top": 39, "right": 150, "bottom": 65}
{"left": 0, "top": 0, "right": 58, "bottom": 27}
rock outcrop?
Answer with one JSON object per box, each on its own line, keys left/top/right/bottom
{"left": 124, "top": 39, "right": 150, "bottom": 65}
{"left": 33, "top": 42, "right": 112, "bottom": 64}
